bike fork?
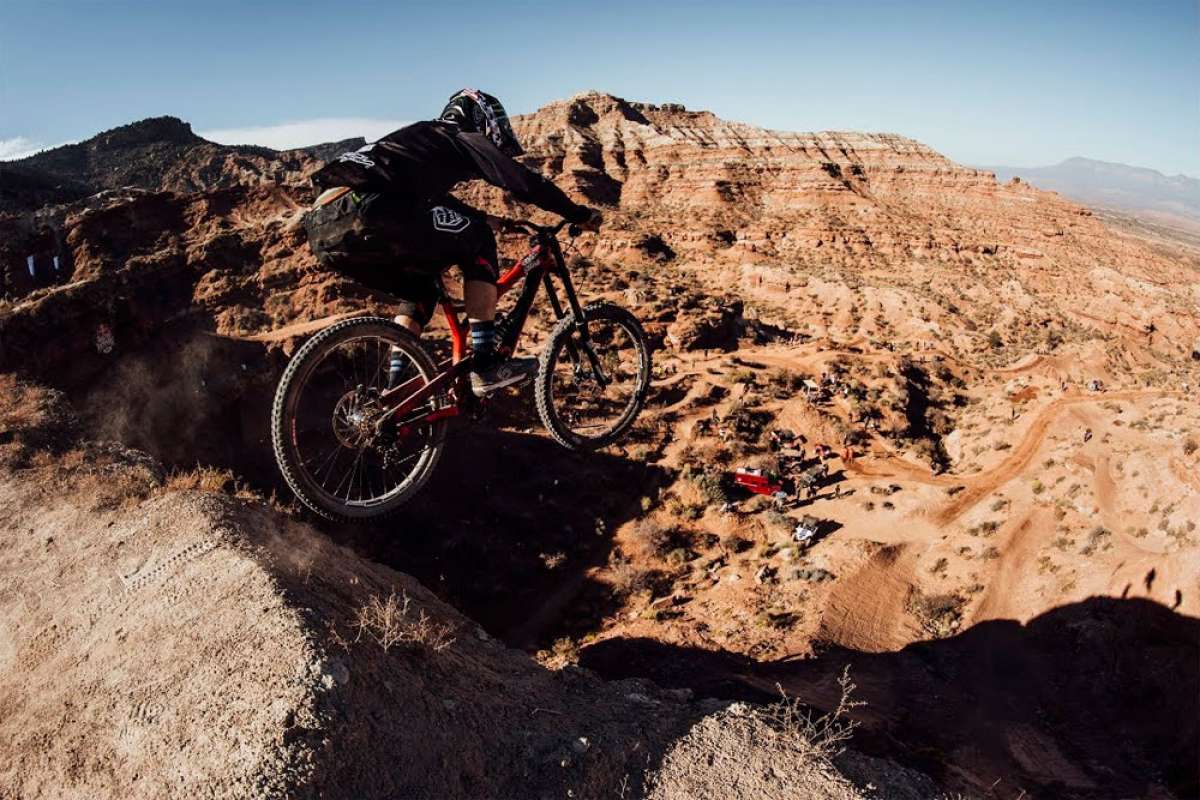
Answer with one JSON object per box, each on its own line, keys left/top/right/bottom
{"left": 543, "top": 268, "right": 610, "bottom": 388}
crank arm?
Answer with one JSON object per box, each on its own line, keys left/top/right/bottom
{"left": 391, "top": 405, "right": 460, "bottom": 439}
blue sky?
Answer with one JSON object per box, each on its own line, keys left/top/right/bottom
{"left": 2, "top": 0, "right": 1197, "bottom": 176}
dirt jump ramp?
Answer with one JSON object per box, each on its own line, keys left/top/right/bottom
{"left": 0, "top": 409, "right": 932, "bottom": 799}
{"left": 0, "top": 475, "right": 682, "bottom": 798}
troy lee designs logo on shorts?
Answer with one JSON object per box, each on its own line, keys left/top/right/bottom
{"left": 431, "top": 206, "right": 470, "bottom": 233}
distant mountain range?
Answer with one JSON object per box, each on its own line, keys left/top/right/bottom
{"left": 984, "top": 157, "right": 1200, "bottom": 228}
{"left": 0, "top": 116, "right": 363, "bottom": 214}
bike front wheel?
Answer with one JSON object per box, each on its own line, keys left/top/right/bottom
{"left": 534, "top": 302, "right": 652, "bottom": 451}
{"left": 271, "top": 316, "right": 449, "bottom": 522}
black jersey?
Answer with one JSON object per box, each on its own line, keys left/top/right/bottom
{"left": 311, "top": 120, "right": 589, "bottom": 222}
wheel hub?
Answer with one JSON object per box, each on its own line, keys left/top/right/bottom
{"left": 332, "top": 386, "right": 383, "bottom": 448}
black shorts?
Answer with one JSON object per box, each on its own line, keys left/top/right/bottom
{"left": 305, "top": 190, "right": 499, "bottom": 326}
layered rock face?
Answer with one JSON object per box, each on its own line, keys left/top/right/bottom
{"left": 462, "top": 92, "right": 1200, "bottom": 363}
{"left": 4, "top": 91, "right": 1198, "bottom": 383}
{"left": 509, "top": 92, "right": 1091, "bottom": 262}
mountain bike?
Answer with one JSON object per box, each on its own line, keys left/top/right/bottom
{"left": 271, "top": 219, "right": 652, "bottom": 522}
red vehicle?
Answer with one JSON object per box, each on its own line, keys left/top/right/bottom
{"left": 271, "top": 218, "right": 652, "bottom": 521}
{"left": 733, "top": 467, "right": 784, "bottom": 496}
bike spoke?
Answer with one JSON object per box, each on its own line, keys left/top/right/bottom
{"left": 284, "top": 329, "right": 450, "bottom": 509}
{"left": 548, "top": 316, "right": 644, "bottom": 443}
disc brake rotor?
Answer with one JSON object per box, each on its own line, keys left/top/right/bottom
{"left": 332, "top": 386, "right": 384, "bottom": 449}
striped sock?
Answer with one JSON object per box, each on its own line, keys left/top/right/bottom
{"left": 470, "top": 320, "right": 497, "bottom": 366}
{"left": 388, "top": 348, "right": 405, "bottom": 387}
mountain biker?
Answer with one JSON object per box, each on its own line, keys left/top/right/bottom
{"left": 304, "top": 88, "right": 602, "bottom": 396}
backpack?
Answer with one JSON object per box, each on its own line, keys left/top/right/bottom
{"left": 303, "top": 187, "right": 379, "bottom": 266}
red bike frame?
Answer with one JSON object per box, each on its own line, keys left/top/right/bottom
{"left": 377, "top": 219, "right": 592, "bottom": 434}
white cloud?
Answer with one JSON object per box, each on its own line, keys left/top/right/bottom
{"left": 198, "top": 117, "right": 409, "bottom": 150}
{"left": 0, "top": 136, "right": 56, "bottom": 161}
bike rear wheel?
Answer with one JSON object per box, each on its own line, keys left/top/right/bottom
{"left": 534, "top": 302, "right": 651, "bottom": 451}
{"left": 271, "top": 316, "right": 449, "bottom": 521}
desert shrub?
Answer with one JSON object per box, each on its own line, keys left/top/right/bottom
{"left": 761, "top": 667, "right": 864, "bottom": 761}
{"left": 722, "top": 533, "right": 753, "bottom": 553}
{"left": 1184, "top": 438, "right": 1198, "bottom": 456}
{"left": 549, "top": 636, "right": 579, "bottom": 664}
{"left": 764, "top": 509, "right": 793, "bottom": 536}
{"left": 354, "top": 590, "right": 454, "bottom": 653}
{"left": 765, "top": 368, "right": 805, "bottom": 396}
{"left": 1081, "top": 526, "right": 1112, "bottom": 556}
{"left": 689, "top": 469, "right": 731, "bottom": 505}
{"left": 609, "top": 560, "right": 656, "bottom": 596}
{"left": 632, "top": 519, "right": 676, "bottom": 556}
{"left": 724, "top": 402, "right": 772, "bottom": 441}
{"left": 905, "top": 588, "right": 965, "bottom": 638}
{"left": 165, "top": 465, "right": 240, "bottom": 494}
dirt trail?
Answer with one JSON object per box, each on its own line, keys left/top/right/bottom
{"left": 994, "top": 354, "right": 1044, "bottom": 373}
{"left": 973, "top": 509, "right": 1044, "bottom": 621}
{"left": 1093, "top": 453, "right": 1117, "bottom": 527}
{"left": 931, "top": 390, "right": 1167, "bottom": 525}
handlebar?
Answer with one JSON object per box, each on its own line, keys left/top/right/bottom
{"left": 495, "top": 217, "right": 580, "bottom": 238}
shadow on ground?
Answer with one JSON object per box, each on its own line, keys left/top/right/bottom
{"left": 579, "top": 596, "right": 1200, "bottom": 800}
{"left": 45, "top": 323, "right": 666, "bottom": 649}
{"left": 332, "top": 424, "right": 671, "bottom": 649}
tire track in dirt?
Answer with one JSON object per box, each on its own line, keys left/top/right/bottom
{"left": 817, "top": 543, "right": 920, "bottom": 652}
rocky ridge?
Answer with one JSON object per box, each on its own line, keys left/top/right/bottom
{"left": 1, "top": 116, "right": 364, "bottom": 214}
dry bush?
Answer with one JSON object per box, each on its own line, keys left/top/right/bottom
{"left": 1080, "top": 525, "right": 1112, "bottom": 556}
{"left": 609, "top": 560, "right": 657, "bottom": 597}
{"left": 689, "top": 469, "right": 731, "bottom": 505}
{"left": 905, "top": 588, "right": 965, "bottom": 639}
{"left": 721, "top": 533, "right": 752, "bottom": 553}
{"left": 634, "top": 519, "right": 696, "bottom": 560}
{"left": 761, "top": 667, "right": 864, "bottom": 761}
{"left": 165, "top": 465, "right": 238, "bottom": 493}
{"left": 765, "top": 368, "right": 806, "bottom": 397}
{"left": 354, "top": 590, "right": 455, "bottom": 653}
{"left": 763, "top": 509, "right": 793, "bottom": 536}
